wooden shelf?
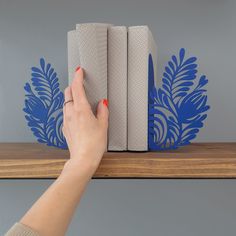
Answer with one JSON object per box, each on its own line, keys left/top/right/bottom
{"left": 0, "top": 143, "right": 236, "bottom": 179}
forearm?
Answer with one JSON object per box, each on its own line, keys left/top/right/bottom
{"left": 17, "top": 67, "right": 108, "bottom": 236}
{"left": 20, "top": 157, "right": 97, "bottom": 236}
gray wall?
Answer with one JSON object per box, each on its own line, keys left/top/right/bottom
{"left": 0, "top": 0, "right": 236, "bottom": 235}
{"left": 1, "top": 180, "right": 236, "bottom": 236}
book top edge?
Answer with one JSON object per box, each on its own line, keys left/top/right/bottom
{"left": 108, "top": 26, "right": 127, "bottom": 32}
{"left": 109, "top": 25, "right": 126, "bottom": 29}
{"left": 128, "top": 25, "right": 157, "bottom": 43}
{"left": 75, "top": 23, "right": 113, "bottom": 29}
{"left": 69, "top": 24, "right": 153, "bottom": 32}
{"left": 67, "top": 30, "right": 76, "bottom": 35}
{"left": 76, "top": 22, "right": 112, "bottom": 25}
{"left": 128, "top": 25, "right": 149, "bottom": 30}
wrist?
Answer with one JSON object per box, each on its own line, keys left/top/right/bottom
{"left": 61, "top": 155, "right": 99, "bottom": 180}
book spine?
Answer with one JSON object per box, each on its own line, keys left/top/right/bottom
{"left": 77, "top": 24, "right": 108, "bottom": 113}
{"left": 108, "top": 26, "right": 128, "bottom": 151}
{"left": 67, "top": 30, "right": 80, "bottom": 85}
{"left": 74, "top": 23, "right": 109, "bottom": 113}
{"left": 128, "top": 26, "right": 149, "bottom": 151}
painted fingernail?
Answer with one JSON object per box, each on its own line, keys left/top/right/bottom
{"left": 75, "top": 66, "right": 80, "bottom": 72}
{"left": 103, "top": 99, "right": 108, "bottom": 108}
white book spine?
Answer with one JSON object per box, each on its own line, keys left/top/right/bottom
{"left": 108, "top": 26, "right": 128, "bottom": 151}
{"left": 67, "top": 30, "right": 80, "bottom": 85}
{"left": 127, "top": 26, "right": 157, "bottom": 151}
{"left": 68, "top": 23, "right": 109, "bottom": 113}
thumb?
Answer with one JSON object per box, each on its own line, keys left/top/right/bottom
{"left": 96, "top": 99, "right": 109, "bottom": 127}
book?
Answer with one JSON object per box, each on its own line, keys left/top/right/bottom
{"left": 67, "top": 23, "right": 110, "bottom": 113}
{"left": 68, "top": 23, "right": 157, "bottom": 151}
{"left": 127, "top": 26, "right": 157, "bottom": 151}
{"left": 107, "top": 26, "right": 128, "bottom": 151}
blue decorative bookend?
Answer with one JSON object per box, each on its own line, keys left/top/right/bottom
{"left": 23, "top": 58, "right": 67, "bottom": 149}
{"left": 23, "top": 50, "right": 209, "bottom": 151}
{"left": 148, "top": 48, "right": 210, "bottom": 150}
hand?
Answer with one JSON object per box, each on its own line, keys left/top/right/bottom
{"left": 62, "top": 66, "right": 109, "bottom": 177}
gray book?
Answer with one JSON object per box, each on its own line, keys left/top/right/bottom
{"left": 68, "top": 23, "right": 157, "bottom": 151}
{"left": 127, "top": 26, "right": 157, "bottom": 151}
{"left": 67, "top": 23, "right": 110, "bottom": 112}
{"left": 107, "top": 26, "right": 128, "bottom": 151}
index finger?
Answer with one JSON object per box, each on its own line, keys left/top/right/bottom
{"left": 71, "top": 66, "right": 90, "bottom": 109}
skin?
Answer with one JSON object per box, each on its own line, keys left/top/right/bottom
{"left": 19, "top": 67, "right": 109, "bottom": 236}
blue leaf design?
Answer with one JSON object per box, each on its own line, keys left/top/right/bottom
{"left": 23, "top": 58, "right": 67, "bottom": 149}
{"left": 162, "top": 48, "right": 197, "bottom": 105}
{"left": 148, "top": 48, "right": 210, "bottom": 150}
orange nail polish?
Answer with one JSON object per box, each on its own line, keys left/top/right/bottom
{"left": 75, "top": 66, "right": 80, "bottom": 72}
{"left": 103, "top": 99, "right": 108, "bottom": 108}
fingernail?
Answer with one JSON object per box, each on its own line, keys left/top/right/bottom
{"left": 75, "top": 66, "right": 80, "bottom": 72}
{"left": 103, "top": 99, "right": 108, "bottom": 108}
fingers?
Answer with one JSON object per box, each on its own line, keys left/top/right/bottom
{"left": 64, "top": 86, "right": 73, "bottom": 107}
{"left": 96, "top": 99, "right": 109, "bottom": 127}
{"left": 71, "top": 66, "right": 90, "bottom": 109}
{"left": 63, "top": 86, "right": 72, "bottom": 124}
{"left": 63, "top": 86, "right": 73, "bottom": 137}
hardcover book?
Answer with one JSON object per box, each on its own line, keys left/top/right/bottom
{"left": 107, "top": 26, "right": 128, "bottom": 151}
{"left": 68, "top": 23, "right": 157, "bottom": 151}
{"left": 68, "top": 23, "right": 110, "bottom": 112}
{"left": 127, "top": 26, "right": 157, "bottom": 151}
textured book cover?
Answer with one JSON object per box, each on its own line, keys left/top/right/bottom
{"left": 128, "top": 26, "right": 157, "bottom": 151}
{"left": 107, "top": 26, "right": 128, "bottom": 151}
{"left": 68, "top": 23, "right": 110, "bottom": 112}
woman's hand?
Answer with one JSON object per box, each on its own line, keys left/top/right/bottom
{"left": 13, "top": 66, "right": 109, "bottom": 236}
{"left": 62, "top": 66, "right": 109, "bottom": 177}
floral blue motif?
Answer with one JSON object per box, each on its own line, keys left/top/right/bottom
{"left": 24, "top": 48, "right": 210, "bottom": 151}
{"left": 148, "top": 48, "right": 210, "bottom": 150}
{"left": 23, "top": 58, "right": 67, "bottom": 149}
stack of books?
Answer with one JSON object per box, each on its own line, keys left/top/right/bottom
{"left": 68, "top": 23, "right": 157, "bottom": 151}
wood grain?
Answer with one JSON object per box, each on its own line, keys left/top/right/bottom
{"left": 0, "top": 143, "right": 236, "bottom": 178}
